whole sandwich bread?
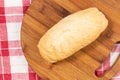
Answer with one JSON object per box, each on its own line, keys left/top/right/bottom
{"left": 38, "top": 7, "right": 108, "bottom": 63}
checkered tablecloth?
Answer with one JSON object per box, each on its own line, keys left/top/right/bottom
{"left": 0, "top": 0, "right": 41, "bottom": 80}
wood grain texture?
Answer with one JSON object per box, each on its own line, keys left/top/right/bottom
{"left": 21, "top": 0, "right": 120, "bottom": 80}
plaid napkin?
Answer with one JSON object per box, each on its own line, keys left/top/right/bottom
{"left": 0, "top": 0, "right": 41, "bottom": 80}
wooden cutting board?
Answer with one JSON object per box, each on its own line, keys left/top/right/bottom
{"left": 21, "top": 0, "right": 120, "bottom": 80}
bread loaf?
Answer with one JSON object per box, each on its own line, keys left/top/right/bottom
{"left": 38, "top": 7, "right": 108, "bottom": 63}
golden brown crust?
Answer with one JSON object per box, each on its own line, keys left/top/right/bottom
{"left": 38, "top": 7, "right": 108, "bottom": 63}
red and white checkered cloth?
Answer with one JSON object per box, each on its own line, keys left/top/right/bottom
{"left": 0, "top": 0, "right": 41, "bottom": 80}
{"left": 95, "top": 43, "right": 120, "bottom": 77}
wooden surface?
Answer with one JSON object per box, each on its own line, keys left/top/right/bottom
{"left": 21, "top": 0, "right": 120, "bottom": 80}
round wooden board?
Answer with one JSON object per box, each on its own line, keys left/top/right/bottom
{"left": 21, "top": 0, "right": 120, "bottom": 80}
